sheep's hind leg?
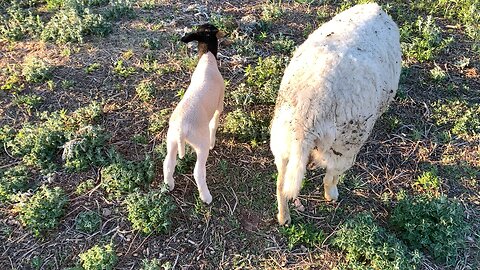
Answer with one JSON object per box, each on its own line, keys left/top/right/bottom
{"left": 209, "top": 109, "right": 221, "bottom": 150}
{"left": 323, "top": 169, "right": 340, "bottom": 202}
{"left": 163, "top": 137, "right": 178, "bottom": 191}
{"left": 276, "top": 157, "right": 290, "bottom": 225}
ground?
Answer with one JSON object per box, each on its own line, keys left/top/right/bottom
{"left": 0, "top": 0, "right": 479, "bottom": 269}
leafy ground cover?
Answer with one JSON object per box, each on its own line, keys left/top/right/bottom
{"left": 1, "top": 0, "right": 479, "bottom": 269}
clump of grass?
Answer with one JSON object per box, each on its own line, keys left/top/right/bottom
{"left": 79, "top": 244, "right": 117, "bottom": 270}
{"left": 1, "top": 67, "right": 24, "bottom": 92}
{"left": 9, "top": 112, "right": 67, "bottom": 172}
{"left": 75, "top": 179, "right": 96, "bottom": 195}
{"left": 113, "top": 59, "right": 136, "bottom": 78}
{"left": 125, "top": 189, "right": 175, "bottom": 234}
{"left": 0, "top": 3, "right": 43, "bottom": 41}
{"left": 101, "top": 155, "right": 154, "bottom": 198}
{"left": 432, "top": 99, "right": 480, "bottom": 139}
{"left": 0, "top": 165, "right": 31, "bottom": 203}
{"left": 400, "top": 15, "right": 452, "bottom": 62}
{"left": 41, "top": 4, "right": 111, "bottom": 43}
{"left": 244, "top": 55, "right": 287, "bottom": 104}
{"left": 280, "top": 222, "right": 325, "bottom": 250}
{"left": 14, "top": 185, "right": 68, "bottom": 237}
{"left": 106, "top": 0, "right": 135, "bottom": 21}
{"left": 136, "top": 79, "right": 156, "bottom": 102}
{"left": 272, "top": 34, "right": 296, "bottom": 55}
{"left": 62, "top": 125, "right": 109, "bottom": 171}
{"left": 332, "top": 213, "right": 421, "bottom": 270}
{"left": 209, "top": 12, "right": 237, "bottom": 33}
{"left": 85, "top": 63, "right": 101, "bottom": 74}
{"left": 261, "top": 1, "right": 283, "bottom": 23}
{"left": 223, "top": 109, "right": 270, "bottom": 143}
{"left": 429, "top": 65, "right": 447, "bottom": 81}
{"left": 389, "top": 194, "right": 469, "bottom": 265}
{"left": 148, "top": 108, "right": 171, "bottom": 134}
{"left": 22, "top": 57, "right": 52, "bottom": 83}
{"left": 414, "top": 167, "right": 441, "bottom": 192}
{"left": 67, "top": 101, "right": 103, "bottom": 129}
{"left": 75, "top": 210, "right": 101, "bottom": 234}
{"left": 13, "top": 93, "right": 43, "bottom": 114}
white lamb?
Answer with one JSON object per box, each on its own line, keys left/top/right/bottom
{"left": 270, "top": 3, "right": 402, "bottom": 225}
{"left": 163, "top": 24, "right": 225, "bottom": 204}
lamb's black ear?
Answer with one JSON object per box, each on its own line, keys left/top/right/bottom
{"left": 181, "top": 33, "right": 199, "bottom": 43}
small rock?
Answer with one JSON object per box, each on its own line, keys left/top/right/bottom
{"left": 102, "top": 208, "right": 112, "bottom": 217}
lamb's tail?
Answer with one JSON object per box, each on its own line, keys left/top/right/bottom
{"left": 282, "top": 137, "right": 310, "bottom": 200}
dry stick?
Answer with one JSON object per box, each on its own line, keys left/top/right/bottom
{"left": 131, "top": 233, "right": 153, "bottom": 255}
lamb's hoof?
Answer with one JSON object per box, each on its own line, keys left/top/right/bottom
{"left": 277, "top": 212, "right": 291, "bottom": 226}
{"left": 325, "top": 186, "right": 339, "bottom": 202}
{"left": 164, "top": 179, "right": 175, "bottom": 191}
{"left": 200, "top": 192, "right": 212, "bottom": 204}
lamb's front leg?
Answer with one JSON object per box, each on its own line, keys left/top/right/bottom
{"left": 323, "top": 170, "right": 339, "bottom": 202}
{"left": 193, "top": 146, "right": 212, "bottom": 204}
{"left": 208, "top": 110, "right": 221, "bottom": 149}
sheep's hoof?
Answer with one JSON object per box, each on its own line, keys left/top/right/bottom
{"left": 200, "top": 192, "right": 212, "bottom": 204}
{"left": 324, "top": 186, "right": 339, "bottom": 202}
{"left": 277, "top": 211, "right": 291, "bottom": 226}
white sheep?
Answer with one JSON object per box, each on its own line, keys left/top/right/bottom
{"left": 163, "top": 24, "right": 225, "bottom": 204}
{"left": 270, "top": 3, "right": 402, "bottom": 225}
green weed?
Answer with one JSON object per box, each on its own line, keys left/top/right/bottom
{"left": 79, "top": 244, "right": 117, "bottom": 270}
{"left": 414, "top": 167, "right": 440, "bottom": 192}
{"left": 22, "top": 57, "right": 52, "bottom": 83}
{"left": 62, "top": 125, "right": 109, "bottom": 171}
{"left": 148, "top": 108, "right": 171, "bottom": 134}
{"left": 432, "top": 99, "right": 480, "bottom": 139}
{"left": 75, "top": 179, "right": 96, "bottom": 195}
{"left": 106, "top": 0, "right": 135, "bottom": 21}
{"left": 75, "top": 210, "right": 101, "bottom": 234}
{"left": 15, "top": 185, "right": 68, "bottom": 237}
{"left": 101, "top": 155, "right": 154, "bottom": 198}
{"left": 125, "top": 189, "right": 175, "bottom": 234}
{"left": 154, "top": 141, "right": 196, "bottom": 174}
{"left": 223, "top": 109, "right": 270, "bottom": 143}
{"left": 13, "top": 93, "right": 43, "bottom": 114}
{"left": 245, "top": 55, "right": 287, "bottom": 104}
{"left": 209, "top": 13, "right": 237, "bottom": 33}
{"left": 85, "top": 63, "right": 101, "bottom": 74}
{"left": 429, "top": 65, "right": 447, "bottom": 81}
{"left": 0, "top": 3, "right": 43, "bottom": 41}
{"left": 113, "top": 59, "right": 136, "bottom": 78}
{"left": 333, "top": 213, "right": 421, "bottom": 270}
{"left": 136, "top": 79, "right": 156, "bottom": 102}
{"left": 280, "top": 222, "right": 325, "bottom": 250}
{"left": 390, "top": 194, "right": 469, "bottom": 265}
{"left": 272, "top": 34, "right": 296, "bottom": 55}
{"left": 0, "top": 165, "right": 31, "bottom": 203}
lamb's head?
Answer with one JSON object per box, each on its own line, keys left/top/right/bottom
{"left": 181, "top": 23, "right": 225, "bottom": 59}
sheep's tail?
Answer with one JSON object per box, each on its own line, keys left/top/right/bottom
{"left": 177, "top": 132, "right": 186, "bottom": 159}
{"left": 282, "top": 137, "right": 310, "bottom": 200}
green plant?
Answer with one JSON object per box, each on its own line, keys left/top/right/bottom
{"left": 15, "top": 185, "right": 68, "bottom": 237}
{"left": 106, "top": 0, "right": 135, "bottom": 21}
{"left": 400, "top": 15, "right": 452, "bottom": 62}
{"left": 22, "top": 57, "right": 52, "bottom": 83}
{"left": 0, "top": 3, "right": 43, "bottom": 41}
{"left": 85, "top": 63, "right": 101, "bottom": 73}
{"left": 261, "top": 2, "right": 283, "bottom": 23}
{"left": 389, "top": 194, "right": 469, "bottom": 265}
{"left": 232, "top": 36, "right": 257, "bottom": 57}
{"left": 429, "top": 65, "right": 446, "bottom": 81}
{"left": 223, "top": 109, "right": 270, "bottom": 143}
{"left": 209, "top": 13, "right": 236, "bottom": 33}
{"left": 125, "top": 189, "right": 175, "bottom": 234}
{"left": 154, "top": 141, "right": 196, "bottom": 174}
{"left": 9, "top": 113, "right": 67, "bottom": 172}
{"left": 136, "top": 79, "right": 156, "bottom": 102}
{"left": 0, "top": 165, "right": 31, "bottom": 202}
{"left": 414, "top": 167, "right": 440, "bottom": 192}
{"left": 67, "top": 101, "right": 103, "bottom": 130}
{"left": 62, "top": 125, "right": 109, "bottom": 171}
{"left": 280, "top": 222, "right": 325, "bottom": 250}
{"left": 1, "top": 70, "right": 24, "bottom": 92}
{"left": 432, "top": 99, "right": 480, "bottom": 139}
{"left": 75, "top": 210, "right": 101, "bottom": 233}
{"left": 75, "top": 179, "right": 96, "bottom": 195}
{"left": 272, "top": 34, "right": 295, "bottom": 54}
{"left": 79, "top": 244, "right": 117, "bottom": 270}
{"left": 148, "top": 109, "right": 171, "bottom": 134}
{"left": 13, "top": 93, "right": 43, "bottom": 114}
{"left": 101, "top": 155, "right": 154, "bottom": 198}
{"left": 333, "top": 213, "right": 421, "bottom": 270}
{"left": 244, "top": 55, "right": 287, "bottom": 104}
{"left": 141, "top": 258, "right": 163, "bottom": 270}
{"left": 113, "top": 59, "right": 136, "bottom": 77}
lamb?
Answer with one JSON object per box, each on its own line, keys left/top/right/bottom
{"left": 163, "top": 24, "right": 225, "bottom": 204}
{"left": 270, "top": 3, "right": 402, "bottom": 225}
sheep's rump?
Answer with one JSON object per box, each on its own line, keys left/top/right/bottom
{"left": 271, "top": 3, "right": 401, "bottom": 163}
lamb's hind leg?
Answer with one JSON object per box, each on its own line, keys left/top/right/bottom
{"left": 208, "top": 110, "right": 221, "bottom": 150}
{"left": 189, "top": 129, "right": 213, "bottom": 204}
{"left": 275, "top": 157, "right": 289, "bottom": 225}
{"left": 323, "top": 169, "right": 340, "bottom": 201}
{"left": 163, "top": 136, "right": 178, "bottom": 191}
